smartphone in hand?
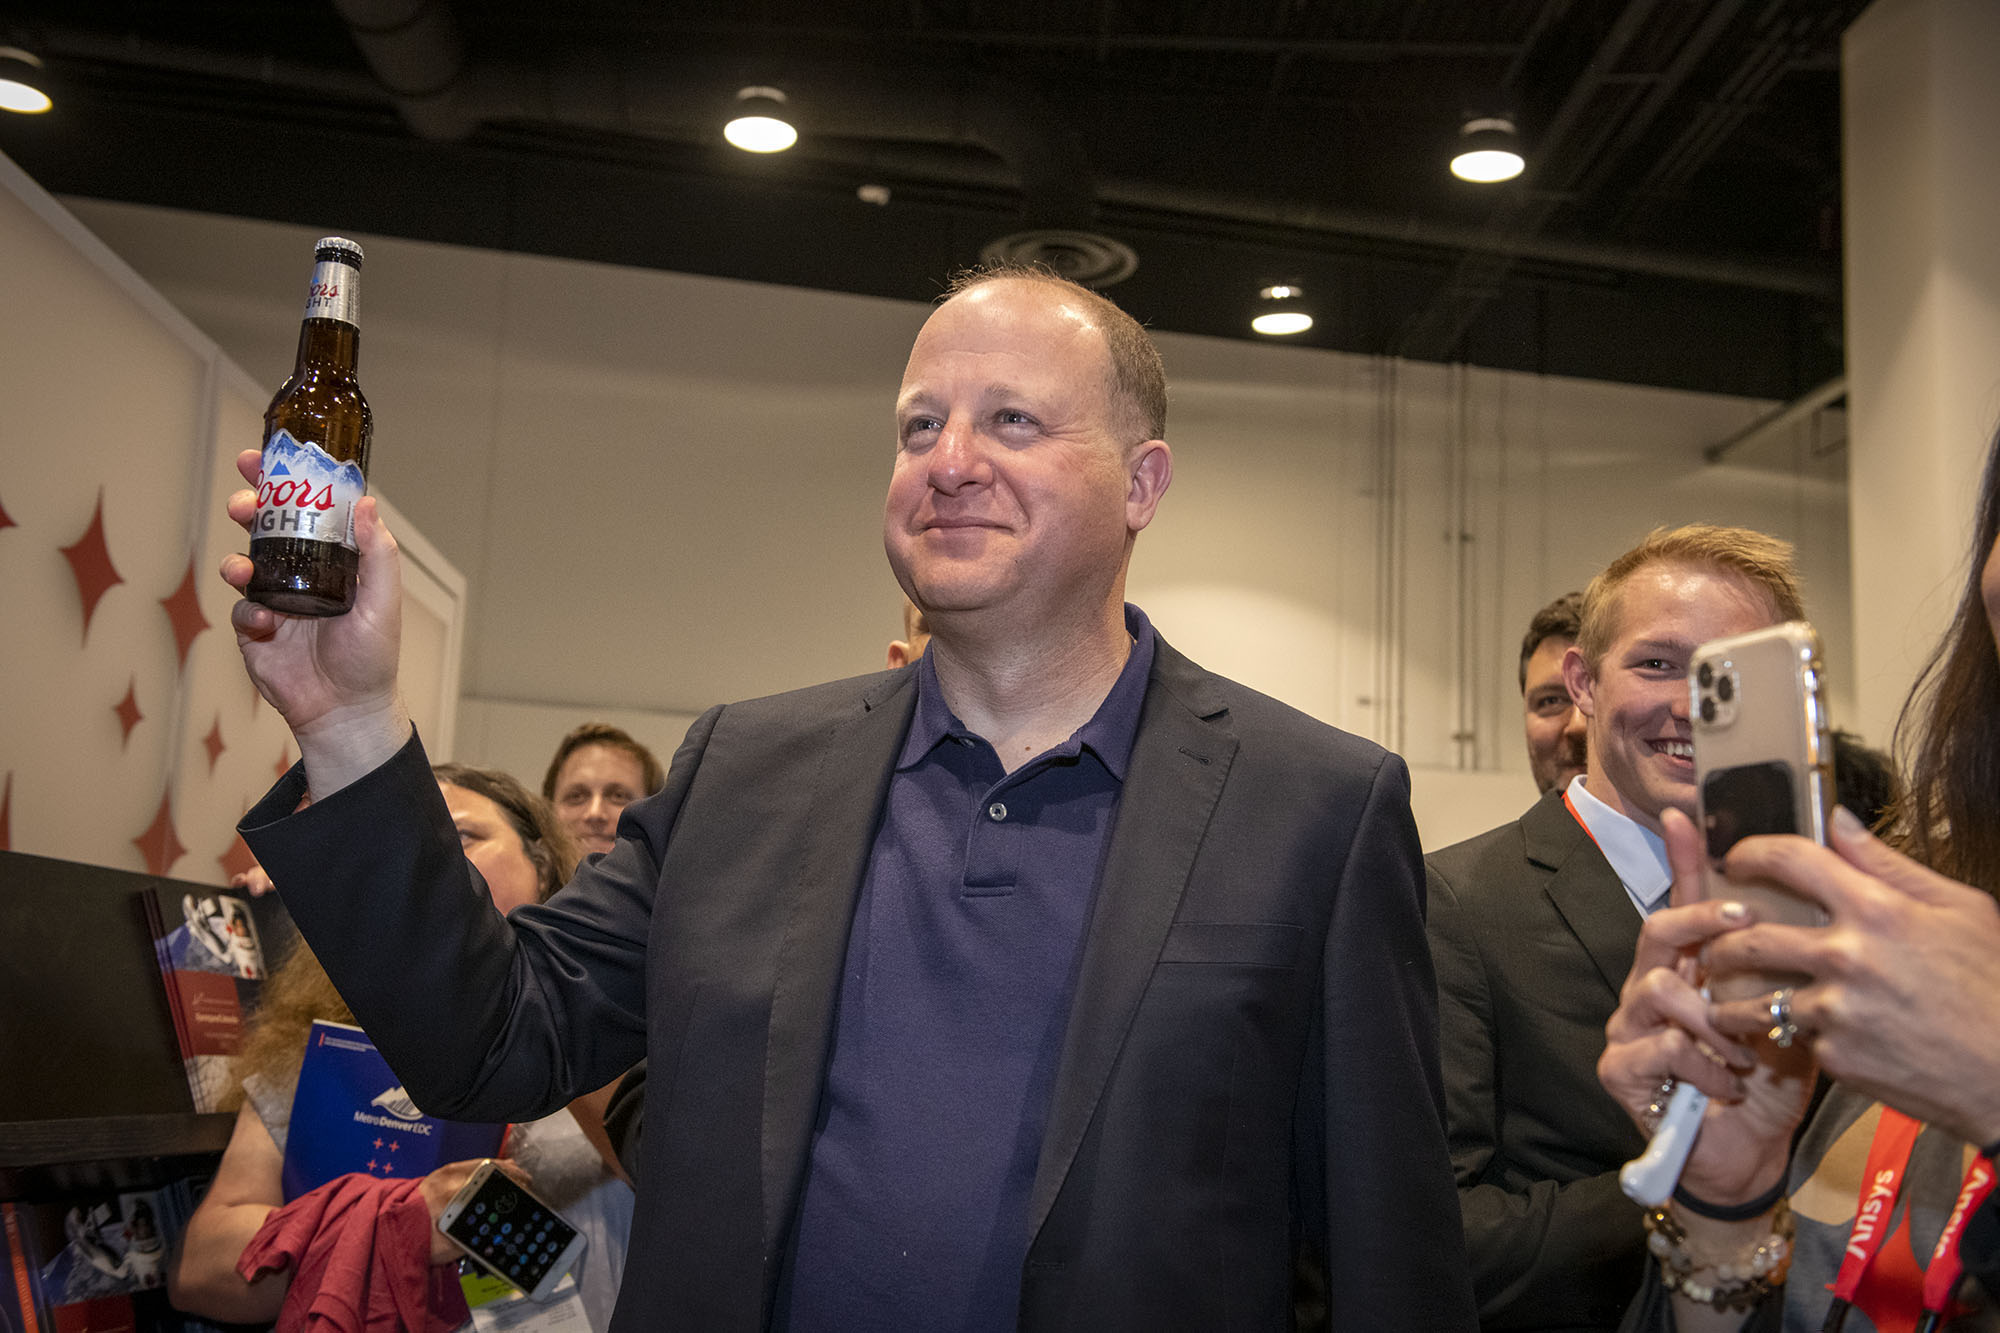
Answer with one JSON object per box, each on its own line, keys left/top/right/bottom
{"left": 1690, "top": 621, "right": 1833, "bottom": 1002}
{"left": 436, "top": 1160, "right": 588, "bottom": 1303}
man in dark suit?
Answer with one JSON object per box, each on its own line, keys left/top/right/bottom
{"left": 1426, "top": 525, "right": 1803, "bottom": 1331}
{"left": 223, "top": 266, "right": 1474, "bottom": 1330}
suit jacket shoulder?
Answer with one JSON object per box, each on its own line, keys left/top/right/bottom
{"left": 1148, "top": 638, "right": 1388, "bottom": 769}
{"left": 1427, "top": 789, "right": 1588, "bottom": 888}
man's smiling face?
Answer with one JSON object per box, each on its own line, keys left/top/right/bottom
{"left": 882, "top": 278, "right": 1162, "bottom": 638}
{"left": 1564, "top": 562, "right": 1779, "bottom": 836}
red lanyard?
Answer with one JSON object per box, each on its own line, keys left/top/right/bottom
{"left": 1562, "top": 791, "right": 1603, "bottom": 852}
{"left": 1915, "top": 1155, "right": 1998, "bottom": 1333}
{"left": 1823, "top": 1107, "right": 1993, "bottom": 1331}
{"left": 1824, "top": 1107, "right": 1925, "bottom": 1330}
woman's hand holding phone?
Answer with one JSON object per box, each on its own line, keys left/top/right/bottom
{"left": 1701, "top": 808, "right": 2000, "bottom": 1149}
{"left": 434, "top": 1159, "right": 587, "bottom": 1302}
{"left": 1599, "top": 809, "right": 1816, "bottom": 1208}
{"left": 421, "top": 1159, "right": 529, "bottom": 1264}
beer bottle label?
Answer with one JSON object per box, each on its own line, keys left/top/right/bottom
{"left": 303, "top": 259, "right": 359, "bottom": 326}
{"left": 253, "top": 429, "right": 366, "bottom": 550}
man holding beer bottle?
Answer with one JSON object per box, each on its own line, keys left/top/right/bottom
{"left": 222, "top": 265, "right": 1474, "bottom": 1331}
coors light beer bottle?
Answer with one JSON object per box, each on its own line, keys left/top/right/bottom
{"left": 246, "top": 236, "right": 373, "bottom": 616}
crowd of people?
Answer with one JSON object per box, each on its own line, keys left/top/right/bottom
{"left": 166, "top": 262, "right": 2000, "bottom": 1332}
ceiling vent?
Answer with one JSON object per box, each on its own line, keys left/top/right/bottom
{"left": 979, "top": 229, "right": 1139, "bottom": 289}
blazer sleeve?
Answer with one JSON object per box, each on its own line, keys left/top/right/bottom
{"left": 1428, "top": 856, "right": 1642, "bottom": 1327}
{"left": 1316, "top": 753, "right": 1478, "bottom": 1330}
{"left": 242, "top": 712, "right": 720, "bottom": 1123}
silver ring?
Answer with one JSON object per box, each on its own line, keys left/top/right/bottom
{"left": 1641, "top": 1076, "right": 1678, "bottom": 1133}
{"left": 1767, "top": 987, "right": 1799, "bottom": 1048}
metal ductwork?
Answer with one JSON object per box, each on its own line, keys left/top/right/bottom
{"left": 329, "top": 0, "right": 469, "bottom": 141}
{"left": 33, "top": 18, "right": 1842, "bottom": 303}
{"left": 329, "top": 2, "right": 1125, "bottom": 281}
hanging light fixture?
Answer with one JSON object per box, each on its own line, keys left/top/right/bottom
{"left": 0, "top": 47, "right": 52, "bottom": 115}
{"left": 1450, "top": 116, "right": 1524, "bottom": 183}
{"left": 723, "top": 86, "right": 797, "bottom": 154}
{"left": 1251, "top": 285, "right": 1313, "bottom": 337}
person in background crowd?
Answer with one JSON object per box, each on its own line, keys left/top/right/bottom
{"left": 1521, "top": 590, "right": 1589, "bottom": 797}
{"left": 171, "top": 766, "right": 633, "bottom": 1332}
{"left": 541, "top": 723, "right": 664, "bottom": 858}
{"left": 1427, "top": 526, "right": 1803, "bottom": 1330}
{"left": 1600, "top": 426, "right": 2000, "bottom": 1330}
{"left": 223, "top": 262, "right": 1475, "bottom": 1330}
{"left": 885, "top": 596, "right": 932, "bottom": 669}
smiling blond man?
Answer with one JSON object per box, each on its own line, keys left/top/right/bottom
{"left": 1426, "top": 524, "right": 1803, "bottom": 1331}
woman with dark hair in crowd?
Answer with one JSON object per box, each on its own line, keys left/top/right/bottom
{"left": 170, "top": 765, "right": 634, "bottom": 1331}
{"left": 1598, "top": 427, "right": 2000, "bottom": 1330}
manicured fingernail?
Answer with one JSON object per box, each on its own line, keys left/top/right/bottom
{"left": 1832, "top": 806, "right": 1863, "bottom": 835}
{"left": 1718, "top": 901, "right": 1748, "bottom": 922}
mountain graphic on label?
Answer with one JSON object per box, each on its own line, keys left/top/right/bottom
{"left": 263, "top": 429, "right": 364, "bottom": 495}
{"left": 370, "top": 1086, "right": 427, "bottom": 1121}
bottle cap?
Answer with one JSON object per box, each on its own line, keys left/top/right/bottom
{"left": 314, "top": 236, "right": 365, "bottom": 268}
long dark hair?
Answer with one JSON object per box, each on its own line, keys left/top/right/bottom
{"left": 1892, "top": 427, "right": 2000, "bottom": 895}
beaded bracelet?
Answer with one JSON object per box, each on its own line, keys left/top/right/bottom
{"left": 1644, "top": 1196, "right": 1793, "bottom": 1312}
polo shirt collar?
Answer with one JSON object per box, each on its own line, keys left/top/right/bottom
{"left": 897, "top": 603, "right": 1158, "bottom": 781}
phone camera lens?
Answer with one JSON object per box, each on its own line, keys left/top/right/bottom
{"left": 1696, "top": 662, "right": 1714, "bottom": 688}
{"left": 1716, "top": 674, "right": 1735, "bottom": 702}
{"left": 1700, "top": 696, "right": 1717, "bottom": 723}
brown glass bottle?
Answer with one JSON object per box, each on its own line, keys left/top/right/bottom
{"left": 246, "top": 236, "right": 374, "bottom": 616}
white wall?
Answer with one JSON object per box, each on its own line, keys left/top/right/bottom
{"left": 1843, "top": 0, "right": 2000, "bottom": 742}
{"left": 0, "top": 156, "right": 462, "bottom": 880}
{"left": 55, "top": 196, "right": 1854, "bottom": 851}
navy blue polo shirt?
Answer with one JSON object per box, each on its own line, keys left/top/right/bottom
{"left": 782, "top": 606, "right": 1158, "bottom": 1332}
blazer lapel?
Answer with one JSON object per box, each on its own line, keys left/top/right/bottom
{"left": 760, "top": 671, "right": 917, "bottom": 1254}
{"left": 1024, "top": 641, "right": 1237, "bottom": 1238}
{"left": 1522, "top": 795, "right": 1641, "bottom": 998}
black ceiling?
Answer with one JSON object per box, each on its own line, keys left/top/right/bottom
{"left": 1, "top": 1, "right": 1862, "bottom": 399}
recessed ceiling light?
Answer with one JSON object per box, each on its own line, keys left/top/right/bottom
{"left": 1252, "top": 285, "right": 1313, "bottom": 336}
{"left": 0, "top": 47, "right": 52, "bottom": 115}
{"left": 724, "top": 86, "right": 796, "bottom": 153}
{"left": 1451, "top": 116, "right": 1524, "bottom": 183}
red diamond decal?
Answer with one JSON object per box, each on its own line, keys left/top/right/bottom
{"left": 203, "top": 715, "right": 227, "bottom": 774}
{"left": 59, "top": 490, "right": 124, "bottom": 641}
{"left": 133, "top": 788, "right": 187, "bottom": 876}
{"left": 160, "top": 556, "right": 212, "bottom": 672}
{"left": 114, "top": 677, "right": 144, "bottom": 746}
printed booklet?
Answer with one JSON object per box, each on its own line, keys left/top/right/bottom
{"left": 282, "top": 1021, "right": 507, "bottom": 1201}
{"left": 139, "top": 886, "right": 295, "bottom": 1113}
